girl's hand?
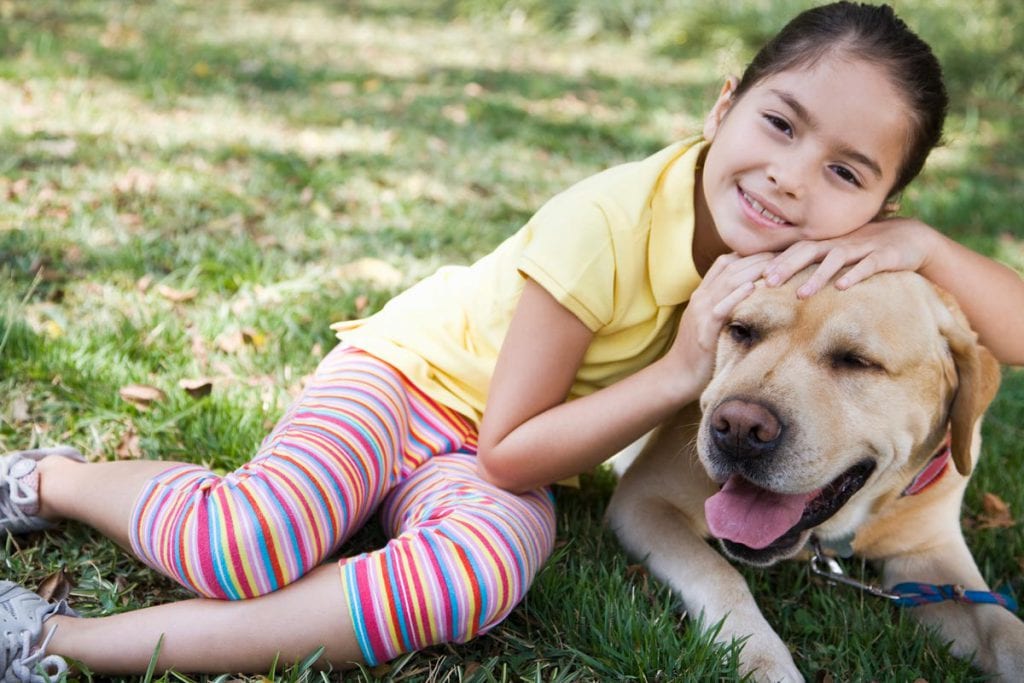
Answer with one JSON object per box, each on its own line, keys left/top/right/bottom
{"left": 763, "top": 218, "right": 936, "bottom": 298}
{"left": 665, "top": 252, "right": 775, "bottom": 392}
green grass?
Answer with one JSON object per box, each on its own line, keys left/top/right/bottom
{"left": 1, "top": 1, "right": 1021, "bottom": 681}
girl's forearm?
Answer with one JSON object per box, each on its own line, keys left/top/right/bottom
{"left": 921, "top": 230, "right": 1024, "bottom": 365}
{"left": 476, "top": 354, "right": 702, "bottom": 493}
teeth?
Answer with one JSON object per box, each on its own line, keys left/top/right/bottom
{"left": 742, "top": 191, "right": 787, "bottom": 224}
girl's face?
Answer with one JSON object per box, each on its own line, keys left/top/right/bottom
{"left": 698, "top": 56, "right": 912, "bottom": 257}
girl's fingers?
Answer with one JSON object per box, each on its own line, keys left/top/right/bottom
{"left": 795, "top": 248, "right": 850, "bottom": 298}
{"left": 835, "top": 255, "right": 882, "bottom": 290}
{"left": 764, "top": 242, "right": 827, "bottom": 287}
{"left": 711, "top": 280, "right": 756, "bottom": 318}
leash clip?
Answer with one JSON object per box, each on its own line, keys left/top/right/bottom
{"left": 809, "top": 537, "right": 901, "bottom": 601}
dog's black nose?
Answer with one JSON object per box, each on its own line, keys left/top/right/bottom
{"left": 710, "top": 399, "right": 782, "bottom": 460}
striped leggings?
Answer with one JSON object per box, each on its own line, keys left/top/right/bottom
{"left": 128, "top": 345, "right": 556, "bottom": 665}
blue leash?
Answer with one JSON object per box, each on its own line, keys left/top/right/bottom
{"left": 809, "top": 540, "right": 1019, "bottom": 614}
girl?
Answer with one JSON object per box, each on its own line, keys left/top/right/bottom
{"left": 2, "top": 2, "right": 1022, "bottom": 680}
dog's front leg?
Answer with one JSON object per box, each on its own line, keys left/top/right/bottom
{"left": 608, "top": 467, "right": 803, "bottom": 682}
{"left": 882, "top": 535, "right": 1024, "bottom": 680}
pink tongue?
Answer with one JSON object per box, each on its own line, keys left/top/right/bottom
{"left": 705, "top": 475, "right": 817, "bottom": 549}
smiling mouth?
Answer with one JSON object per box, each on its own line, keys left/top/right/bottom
{"left": 740, "top": 189, "right": 792, "bottom": 225}
{"left": 706, "top": 460, "right": 877, "bottom": 563}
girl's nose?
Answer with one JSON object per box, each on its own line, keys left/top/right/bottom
{"left": 766, "top": 164, "right": 805, "bottom": 198}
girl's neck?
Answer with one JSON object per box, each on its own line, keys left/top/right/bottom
{"left": 691, "top": 161, "right": 728, "bottom": 276}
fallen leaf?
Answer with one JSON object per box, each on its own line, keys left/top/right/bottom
{"left": 216, "top": 330, "right": 245, "bottom": 354}
{"left": 335, "top": 257, "right": 403, "bottom": 288}
{"left": 9, "top": 395, "right": 30, "bottom": 423}
{"left": 136, "top": 274, "right": 154, "bottom": 292}
{"left": 179, "top": 377, "right": 213, "bottom": 399}
{"left": 157, "top": 284, "right": 198, "bottom": 303}
{"left": 35, "top": 567, "right": 73, "bottom": 603}
{"left": 116, "top": 423, "right": 142, "bottom": 459}
{"left": 977, "top": 492, "right": 1015, "bottom": 529}
{"left": 240, "top": 327, "right": 266, "bottom": 350}
{"left": 119, "top": 384, "right": 166, "bottom": 409}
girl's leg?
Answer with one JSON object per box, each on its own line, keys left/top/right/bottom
{"left": 46, "top": 563, "right": 362, "bottom": 674}
{"left": 35, "top": 345, "right": 422, "bottom": 599}
{"left": 340, "top": 452, "right": 556, "bottom": 665}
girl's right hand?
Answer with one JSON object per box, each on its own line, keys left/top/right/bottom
{"left": 664, "top": 252, "right": 775, "bottom": 392}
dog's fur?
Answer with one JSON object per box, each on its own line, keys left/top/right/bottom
{"left": 607, "top": 269, "right": 1024, "bottom": 682}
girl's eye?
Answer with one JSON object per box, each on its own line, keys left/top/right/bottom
{"left": 830, "top": 165, "right": 862, "bottom": 187}
{"left": 763, "top": 114, "right": 792, "bottom": 137}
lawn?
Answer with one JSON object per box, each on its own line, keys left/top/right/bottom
{"left": 1, "top": 1, "right": 1021, "bottom": 681}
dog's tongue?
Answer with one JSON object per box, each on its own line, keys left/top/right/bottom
{"left": 705, "top": 475, "right": 816, "bottom": 549}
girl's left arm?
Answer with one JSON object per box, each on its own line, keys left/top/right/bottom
{"left": 763, "top": 218, "right": 1024, "bottom": 365}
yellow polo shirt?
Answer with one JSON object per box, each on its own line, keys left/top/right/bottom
{"left": 332, "top": 136, "right": 707, "bottom": 426}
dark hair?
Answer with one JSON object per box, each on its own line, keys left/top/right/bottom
{"left": 733, "top": 2, "right": 947, "bottom": 198}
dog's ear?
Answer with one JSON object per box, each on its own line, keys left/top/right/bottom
{"left": 936, "top": 289, "right": 1002, "bottom": 476}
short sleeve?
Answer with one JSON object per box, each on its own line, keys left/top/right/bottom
{"left": 516, "top": 191, "right": 615, "bottom": 332}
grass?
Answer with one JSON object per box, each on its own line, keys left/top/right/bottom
{"left": 1, "top": 0, "right": 1021, "bottom": 680}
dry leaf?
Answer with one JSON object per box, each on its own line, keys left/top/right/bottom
{"left": 241, "top": 327, "right": 266, "bottom": 350}
{"left": 116, "top": 423, "right": 142, "bottom": 459}
{"left": 157, "top": 284, "right": 198, "bottom": 303}
{"left": 216, "top": 330, "right": 245, "bottom": 354}
{"left": 35, "top": 567, "right": 73, "bottom": 603}
{"left": 136, "top": 274, "right": 154, "bottom": 292}
{"left": 354, "top": 295, "right": 369, "bottom": 313}
{"left": 119, "top": 384, "right": 166, "bottom": 409}
{"left": 978, "top": 492, "right": 1015, "bottom": 529}
{"left": 334, "top": 257, "right": 403, "bottom": 288}
{"left": 9, "top": 395, "right": 30, "bottom": 423}
{"left": 179, "top": 377, "right": 213, "bottom": 399}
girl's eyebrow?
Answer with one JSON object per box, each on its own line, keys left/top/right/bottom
{"left": 769, "top": 88, "right": 884, "bottom": 180}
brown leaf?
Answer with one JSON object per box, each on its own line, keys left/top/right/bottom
{"left": 9, "top": 395, "right": 30, "bottom": 423}
{"left": 240, "top": 327, "right": 266, "bottom": 350}
{"left": 157, "top": 284, "right": 198, "bottom": 303}
{"left": 35, "top": 567, "right": 73, "bottom": 603}
{"left": 354, "top": 295, "right": 369, "bottom": 313}
{"left": 216, "top": 330, "right": 245, "bottom": 354}
{"left": 179, "top": 377, "right": 213, "bottom": 399}
{"left": 978, "top": 492, "right": 1015, "bottom": 529}
{"left": 136, "top": 274, "right": 154, "bottom": 292}
{"left": 116, "top": 423, "right": 142, "bottom": 459}
{"left": 119, "top": 384, "right": 166, "bottom": 409}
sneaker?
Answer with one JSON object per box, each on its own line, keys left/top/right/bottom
{"left": 1, "top": 448, "right": 86, "bottom": 535}
{"left": 0, "top": 580, "right": 75, "bottom": 682}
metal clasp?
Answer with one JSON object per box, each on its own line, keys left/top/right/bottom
{"left": 809, "top": 537, "right": 901, "bottom": 601}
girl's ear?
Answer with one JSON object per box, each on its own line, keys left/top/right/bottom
{"left": 703, "top": 76, "right": 739, "bottom": 141}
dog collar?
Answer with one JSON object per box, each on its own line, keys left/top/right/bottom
{"left": 901, "top": 432, "right": 952, "bottom": 497}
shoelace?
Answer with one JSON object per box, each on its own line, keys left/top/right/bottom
{"left": 6, "top": 624, "right": 68, "bottom": 682}
{"left": 0, "top": 457, "right": 39, "bottom": 526}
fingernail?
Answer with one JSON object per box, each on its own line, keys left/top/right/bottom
{"left": 765, "top": 273, "right": 780, "bottom": 287}
{"left": 836, "top": 277, "right": 849, "bottom": 289}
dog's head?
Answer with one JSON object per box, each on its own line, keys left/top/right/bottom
{"left": 697, "top": 268, "right": 1001, "bottom": 566}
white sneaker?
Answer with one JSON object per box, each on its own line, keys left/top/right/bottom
{"left": 0, "top": 448, "right": 85, "bottom": 535}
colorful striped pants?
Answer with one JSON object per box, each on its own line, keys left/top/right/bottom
{"left": 129, "top": 345, "right": 556, "bottom": 665}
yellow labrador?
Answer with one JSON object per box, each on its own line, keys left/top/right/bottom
{"left": 607, "top": 269, "right": 1023, "bottom": 682}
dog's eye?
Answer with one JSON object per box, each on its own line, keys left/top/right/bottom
{"left": 831, "top": 351, "right": 880, "bottom": 371}
{"left": 727, "top": 322, "right": 756, "bottom": 346}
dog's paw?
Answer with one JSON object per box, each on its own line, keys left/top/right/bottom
{"left": 732, "top": 629, "right": 804, "bottom": 682}
{"left": 983, "top": 610, "right": 1024, "bottom": 681}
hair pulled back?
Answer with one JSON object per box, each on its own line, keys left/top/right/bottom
{"left": 734, "top": 2, "right": 947, "bottom": 197}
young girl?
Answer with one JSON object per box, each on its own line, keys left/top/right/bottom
{"left": 2, "top": 2, "right": 1023, "bottom": 680}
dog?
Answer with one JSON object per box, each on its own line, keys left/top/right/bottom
{"left": 607, "top": 268, "right": 1024, "bottom": 682}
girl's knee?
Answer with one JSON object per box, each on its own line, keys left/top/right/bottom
{"left": 341, "top": 477, "right": 557, "bottom": 664}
